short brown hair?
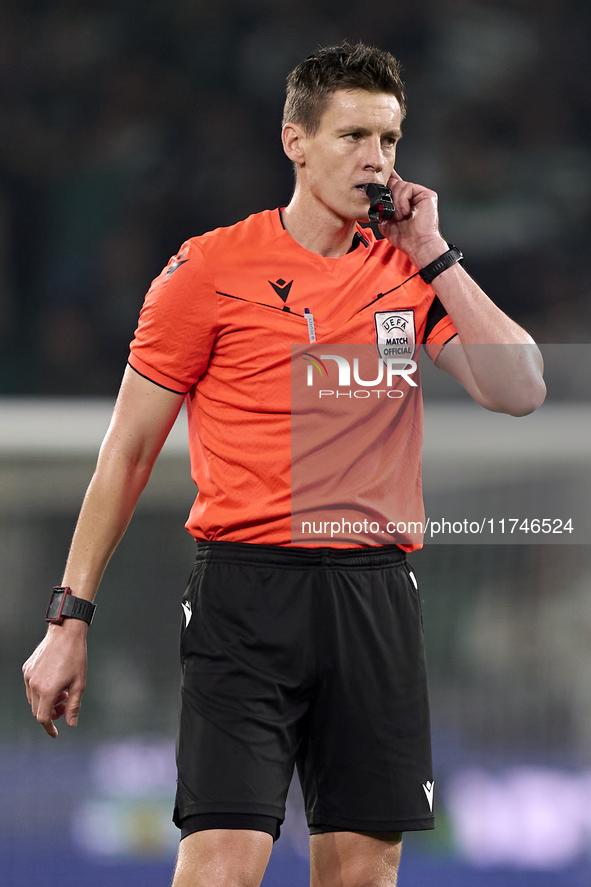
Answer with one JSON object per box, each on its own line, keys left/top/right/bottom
{"left": 282, "top": 41, "right": 406, "bottom": 135}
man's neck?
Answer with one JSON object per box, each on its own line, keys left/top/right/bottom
{"left": 281, "top": 192, "right": 359, "bottom": 258}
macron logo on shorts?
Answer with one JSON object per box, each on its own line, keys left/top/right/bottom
{"left": 182, "top": 601, "right": 192, "bottom": 627}
{"left": 422, "top": 780, "right": 434, "bottom": 812}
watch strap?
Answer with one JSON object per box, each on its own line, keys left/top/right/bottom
{"left": 419, "top": 244, "right": 463, "bottom": 284}
{"left": 46, "top": 587, "right": 96, "bottom": 625}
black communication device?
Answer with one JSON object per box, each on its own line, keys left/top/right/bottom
{"left": 46, "top": 586, "right": 96, "bottom": 625}
{"left": 361, "top": 183, "right": 395, "bottom": 223}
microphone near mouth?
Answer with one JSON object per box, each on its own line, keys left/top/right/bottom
{"left": 361, "top": 183, "right": 395, "bottom": 223}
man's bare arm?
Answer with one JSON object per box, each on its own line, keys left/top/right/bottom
{"left": 381, "top": 171, "right": 546, "bottom": 415}
{"left": 432, "top": 332, "right": 545, "bottom": 417}
{"left": 22, "top": 366, "right": 185, "bottom": 737}
{"left": 421, "top": 245, "right": 547, "bottom": 415}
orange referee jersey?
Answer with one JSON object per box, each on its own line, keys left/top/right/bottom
{"left": 128, "top": 208, "right": 457, "bottom": 548}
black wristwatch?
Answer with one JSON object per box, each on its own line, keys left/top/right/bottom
{"left": 46, "top": 587, "right": 96, "bottom": 625}
{"left": 419, "top": 244, "right": 463, "bottom": 284}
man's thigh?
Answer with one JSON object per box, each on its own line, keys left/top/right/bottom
{"left": 310, "top": 831, "right": 403, "bottom": 887}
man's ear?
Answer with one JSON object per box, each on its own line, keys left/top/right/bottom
{"left": 282, "top": 122, "right": 306, "bottom": 167}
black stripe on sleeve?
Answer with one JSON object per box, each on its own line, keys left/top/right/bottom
{"left": 424, "top": 296, "right": 448, "bottom": 340}
{"left": 127, "top": 361, "right": 187, "bottom": 395}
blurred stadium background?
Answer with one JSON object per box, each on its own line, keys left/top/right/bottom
{"left": 1, "top": 1, "right": 590, "bottom": 885}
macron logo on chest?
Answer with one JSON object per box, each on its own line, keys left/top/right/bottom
{"left": 269, "top": 278, "right": 293, "bottom": 302}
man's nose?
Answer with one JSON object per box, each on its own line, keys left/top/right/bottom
{"left": 363, "top": 139, "right": 386, "bottom": 172}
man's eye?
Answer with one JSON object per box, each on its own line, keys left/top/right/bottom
{"left": 346, "top": 133, "right": 362, "bottom": 141}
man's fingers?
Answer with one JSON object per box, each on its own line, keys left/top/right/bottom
{"left": 52, "top": 691, "right": 68, "bottom": 721}
{"left": 22, "top": 659, "right": 34, "bottom": 706}
{"left": 389, "top": 179, "right": 414, "bottom": 218}
{"left": 28, "top": 684, "right": 71, "bottom": 737}
{"left": 386, "top": 177, "right": 440, "bottom": 230}
{"left": 35, "top": 699, "right": 59, "bottom": 738}
{"left": 32, "top": 685, "right": 83, "bottom": 731}
{"left": 393, "top": 189, "right": 413, "bottom": 220}
{"left": 65, "top": 684, "right": 84, "bottom": 727}
{"left": 52, "top": 700, "right": 68, "bottom": 721}
{"left": 23, "top": 676, "right": 32, "bottom": 707}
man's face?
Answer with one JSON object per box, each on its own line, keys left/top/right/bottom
{"left": 294, "top": 89, "right": 402, "bottom": 223}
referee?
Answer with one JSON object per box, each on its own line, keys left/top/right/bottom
{"left": 23, "top": 42, "right": 545, "bottom": 887}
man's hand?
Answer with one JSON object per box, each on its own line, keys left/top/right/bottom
{"left": 22, "top": 620, "right": 88, "bottom": 738}
{"left": 379, "top": 170, "right": 448, "bottom": 269}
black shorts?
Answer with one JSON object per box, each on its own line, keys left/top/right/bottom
{"left": 173, "top": 541, "right": 434, "bottom": 841}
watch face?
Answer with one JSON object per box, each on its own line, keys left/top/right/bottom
{"left": 46, "top": 589, "right": 66, "bottom": 621}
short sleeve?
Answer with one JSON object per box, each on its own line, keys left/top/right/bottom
{"left": 128, "top": 238, "right": 217, "bottom": 394}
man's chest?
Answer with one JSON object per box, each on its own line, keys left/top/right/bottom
{"left": 211, "top": 252, "right": 430, "bottom": 356}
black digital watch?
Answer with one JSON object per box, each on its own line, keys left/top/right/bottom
{"left": 419, "top": 244, "right": 464, "bottom": 284}
{"left": 46, "top": 587, "right": 96, "bottom": 625}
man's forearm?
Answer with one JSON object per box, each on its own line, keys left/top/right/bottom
{"left": 58, "top": 366, "right": 185, "bottom": 603}
{"left": 60, "top": 451, "right": 155, "bottom": 602}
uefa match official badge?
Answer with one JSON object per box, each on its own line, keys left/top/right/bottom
{"left": 374, "top": 310, "right": 416, "bottom": 360}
